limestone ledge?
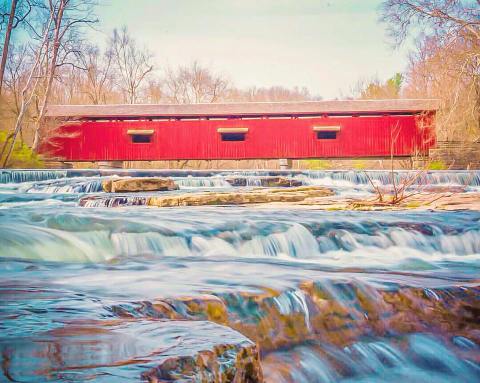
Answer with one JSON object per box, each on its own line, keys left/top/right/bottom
{"left": 109, "top": 283, "right": 480, "bottom": 355}
{"left": 101, "top": 176, "right": 304, "bottom": 193}
{"left": 80, "top": 186, "right": 335, "bottom": 207}
{"left": 80, "top": 189, "right": 480, "bottom": 211}
{"left": 102, "top": 177, "right": 179, "bottom": 192}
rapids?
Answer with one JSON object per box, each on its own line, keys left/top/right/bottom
{"left": 0, "top": 169, "right": 479, "bottom": 382}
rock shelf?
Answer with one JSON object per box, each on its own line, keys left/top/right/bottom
{"left": 80, "top": 188, "right": 480, "bottom": 211}
{"left": 102, "top": 177, "right": 179, "bottom": 192}
{"left": 80, "top": 186, "right": 335, "bottom": 207}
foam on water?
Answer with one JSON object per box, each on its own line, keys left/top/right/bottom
{"left": 0, "top": 169, "right": 479, "bottom": 382}
{"left": 174, "top": 175, "right": 233, "bottom": 189}
{"left": 0, "top": 169, "right": 68, "bottom": 184}
{"left": 264, "top": 334, "right": 480, "bottom": 383}
{"left": 20, "top": 177, "right": 104, "bottom": 193}
{"left": 1, "top": 206, "right": 479, "bottom": 269}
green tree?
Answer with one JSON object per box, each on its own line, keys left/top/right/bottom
{"left": 357, "top": 73, "right": 403, "bottom": 100}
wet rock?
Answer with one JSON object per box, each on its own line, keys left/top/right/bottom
{"left": 0, "top": 318, "right": 263, "bottom": 383}
{"left": 143, "top": 343, "right": 262, "bottom": 383}
{"left": 102, "top": 177, "right": 178, "bottom": 193}
{"left": 225, "top": 176, "right": 303, "bottom": 187}
{"left": 147, "top": 186, "right": 333, "bottom": 207}
{"left": 348, "top": 192, "right": 480, "bottom": 211}
{"left": 112, "top": 282, "right": 480, "bottom": 354}
{"left": 80, "top": 185, "right": 334, "bottom": 208}
{"left": 111, "top": 295, "right": 229, "bottom": 324}
{"left": 140, "top": 321, "right": 263, "bottom": 383}
{"left": 415, "top": 185, "right": 467, "bottom": 193}
{"left": 79, "top": 195, "right": 148, "bottom": 207}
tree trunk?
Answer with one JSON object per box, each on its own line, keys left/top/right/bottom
{"left": 2, "top": 15, "right": 53, "bottom": 168}
{"left": 0, "top": 0, "right": 17, "bottom": 95}
{"left": 32, "top": 0, "right": 65, "bottom": 151}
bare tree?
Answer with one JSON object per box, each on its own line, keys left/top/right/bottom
{"left": 3, "top": 44, "right": 30, "bottom": 114}
{"left": 31, "top": 0, "right": 98, "bottom": 151}
{"left": 380, "top": 0, "right": 480, "bottom": 47}
{"left": 109, "top": 26, "right": 153, "bottom": 104}
{"left": 0, "top": 0, "right": 17, "bottom": 95}
{"left": 226, "top": 85, "right": 318, "bottom": 102}
{"left": 144, "top": 78, "right": 163, "bottom": 103}
{"left": 1, "top": 11, "right": 53, "bottom": 167}
{"left": 381, "top": 0, "right": 480, "bottom": 142}
{"left": 164, "top": 61, "right": 229, "bottom": 104}
{"left": 1, "top": 0, "right": 97, "bottom": 166}
{"left": 0, "top": 0, "right": 35, "bottom": 95}
{"left": 79, "top": 44, "right": 114, "bottom": 104}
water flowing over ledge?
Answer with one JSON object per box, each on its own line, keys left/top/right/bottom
{"left": 2, "top": 168, "right": 480, "bottom": 186}
{"left": 0, "top": 170, "right": 479, "bottom": 382}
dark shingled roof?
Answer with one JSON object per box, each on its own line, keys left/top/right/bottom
{"left": 45, "top": 99, "right": 440, "bottom": 119}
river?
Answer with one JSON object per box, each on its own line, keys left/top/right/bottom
{"left": 0, "top": 169, "right": 479, "bottom": 382}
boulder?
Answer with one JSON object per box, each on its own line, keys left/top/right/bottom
{"left": 260, "top": 176, "right": 303, "bottom": 187}
{"left": 225, "top": 176, "right": 303, "bottom": 187}
{"left": 102, "top": 177, "right": 178, "bottom": 193}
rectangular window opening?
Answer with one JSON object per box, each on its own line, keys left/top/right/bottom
{"left": 131, "top": 134, "right": 152, "bottom": 143}
{"left": 313, "top": 126, "right": 340, "bottom": 140}
{"left": 221, "top": 132, "right": 246, "bottom": 141}
{"left": 316, "top": 131, "right": 338, "bottom": 139}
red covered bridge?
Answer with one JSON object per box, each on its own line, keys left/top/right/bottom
{"left": 42, "top": 99, "right": 438, "bottom": 163}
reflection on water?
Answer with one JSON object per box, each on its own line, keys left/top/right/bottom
{"left": 0, "top": 170, "right": 479, "bottom": 382}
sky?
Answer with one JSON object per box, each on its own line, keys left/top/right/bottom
{"left": 91, "top": 0, "right": 412, "bottom": 99}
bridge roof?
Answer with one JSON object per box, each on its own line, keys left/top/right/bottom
{"left": 45, "top": 99, "right": 440, "bottom": 119}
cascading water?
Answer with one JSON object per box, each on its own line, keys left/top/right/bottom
{"left": 0, "top": 169, "right": 67, "bottom": 183}
{"left": 20, "top": 177, "right": 104, "bottom": 193}
{"left": 0, "top": 169, "right": 479, "bottom": 382}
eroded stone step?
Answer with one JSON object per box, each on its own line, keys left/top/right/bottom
{"left": 107, "top": 282, "right": 480, "bottom": 354}
{"left": 0, "top": 318, "right": 262, "bottom": 383}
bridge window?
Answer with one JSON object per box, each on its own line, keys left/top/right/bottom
{"left": 221, "top": 132, "right": 246, "bottom": 141}
{"left": 217, "top": 127, "right": 248, "bottom": 142}
{"left": 127, "top": 129, "right": 154, "bottom": 143}
{"left": 313, "top": 126, "right": 341, "bottom": 140}
{"left": 132, "top": 134, "right": 152, "bottom": 143}
{"left": 317, "top": 131, "right": 337, "bottom": 139}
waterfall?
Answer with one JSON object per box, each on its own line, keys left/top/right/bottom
{"left": 263, "top": 334, "right": 480, "bottom": 383}
{"left": 80, "top": 196, "right": 148, "bottom": 207}
{"left": 0, "top": 170, "right": 67, "bottom": 184}
{"left": 174, "top": 176, "right": 232, "bottom": 189}
{"left": 22, "top": 178, "right": 104, "bottom": 193}
{"left": 303, "top": 170, "right": 480, "bottom": 187}
{"left": 1, "top": 212, "right": 479, "bottom": 265}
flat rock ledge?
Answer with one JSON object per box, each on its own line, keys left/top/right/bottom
{"left": 7, "top": 318, "right": 263, "bottom": 383}
{"left": 80, "top": 187, "right": 480, "bottom": 211}
{"left": 102, "top": 176, "right": 304, "bottom": 193}
{"left": 80, "top": 186, "right": 334, "bottom": 207}
{"left": 140, "top": 320, "right": 263, "bottom": 383}
{"left": 102, "top": 177, "right": 179, "bottom": 192}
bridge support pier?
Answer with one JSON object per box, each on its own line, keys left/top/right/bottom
{"left": 279, "top": 158, "right": 292, "bottom": 170}
{"left": 97, "top": 161, "right": 124, "bottom": 169}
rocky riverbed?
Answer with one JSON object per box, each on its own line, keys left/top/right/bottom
{"left": 1, "top": 169, "right": 480, "bottom": 382}
{"left": 78, "top": 176, "right": 480, "bottom": 211}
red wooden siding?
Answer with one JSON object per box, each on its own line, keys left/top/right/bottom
{"left": 41, "top": 113, "right": 435, "bottom": 161}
